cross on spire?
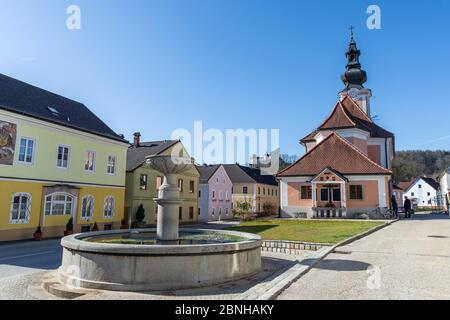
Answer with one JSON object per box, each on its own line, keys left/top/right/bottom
{"left": 349, "top": 25, "right": 354, "bottom": 40}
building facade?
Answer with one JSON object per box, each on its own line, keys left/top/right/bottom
{"left": 197, "top": 165, "right": 233, "bottom": 222}
{"left": 223, "top": 164, "right": 279, "bottom": 215}
{"left": 278, "top": 35, "right": 394, "bottom": 219}
{"left": 125, "top": 135, "right": 200, "bottom": 225}
{"left": 438, "top": 169, "right": 450, "bottom": 211}
{"left": 0, "top": 74, "right": 128, "bottom": 241}
{"left": 401, "top": 177, "right": 441, "bottom": 208}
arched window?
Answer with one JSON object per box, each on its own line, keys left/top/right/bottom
{"left": 45, "top": 193, "right": 74, "bottom": 216}
{"left": 81, "top": 195, "right": 95, "bottom": 220}
{"left": 10, "top": 193, "right": 31, "bottom": 224}
{"left": 104, "top": 196, "right": 115, "bottom": 218}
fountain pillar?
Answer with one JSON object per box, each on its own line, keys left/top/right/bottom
{"left": 155, "top": 173, "right": 182, "bottom": 242}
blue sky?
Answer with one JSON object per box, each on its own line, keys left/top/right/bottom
{"left": 0, "top": 0, "right": 449, "bottom": 158}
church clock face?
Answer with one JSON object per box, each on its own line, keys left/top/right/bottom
{"left": 348, "top": 88, "right": 360, "bottom": 100}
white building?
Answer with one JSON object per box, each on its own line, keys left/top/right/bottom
{"left": 402, "top": 177, "right": 441, "bottom": 208}
{"left": 437, "top": 168, "right": 450, "bottom": 209}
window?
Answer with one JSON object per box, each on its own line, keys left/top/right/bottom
{"left": 198, "top": 207, "right": 201, "bottom": 216}
{"left": 179, "top": 207, "right": 183, "bottom": 220}
{"left": 104, "top": 196, "right": 115, "bottom": 218}
{"left": 243, "top": 186, "right": 248, "bottom": 194}
{"left": 45, "top": 193, "right": 74, "bottom": 216}
{"left": 225, "top": 191, "right": 229, "bottom": 200}
{"left": 198, "top": 190, "right": 201, "bottom": 198}
{"left": 300, "top": 186, "right": 312, "bottom": 199}
{"left": 140, "top": 174, "right": 148, "bottom": 190}
{"left": 320, "top": 189, "right": 329, "bottom": 201}
{"left": 107, "top": 156, "right": 117, "bottom": 175}
{"left": 219, "top": 191, "right": 223, "bottom": 200}
{"left": 57, "top": 145, "right": 70, "bottom": 169}
{"left": 427, "top": 192, "right": 431, "bottom": 196}
{"left": 225, "top": 208, "right": 229, "bottom": 216}
{"left": 81, "top": 195, "right": 94, "bottom": 220}
{"left": 104, "top": 224, "right": 112, "bottom": 231}
{"left": 258, "top": 187, "right": 260, "bottom": 195}
{"left": 18, "top": 138, "right": 35, "bottom": 164}
{"left": 332, "top": 188, "right": 341, "bottom": 201}
{"left": 263, "top": 188, "right": 266, "bottom": 195}
{"left": 418, "top": 184, "right": 422, "bottom": 189}
{"left": 349, "top": 185, "right": 364, "bottom": 200}
{"left": 212, "top": 190, "right": 216, "bottom": 199}
{"left": 10, "top": 193, "right": 31, "bottom": 224}
{"left": 84, "top": 151, "right": 96, "bottom": 172}
{"left": 411, "top": 192, "right": 415, "bottom": 197}
{"left": 156, "top": 176, "right": 163, "bottom": 189}
{"left": 189, "top": 207, "right": 194, "bottom": 220}
{"left": 189, "top": 181, "right": 195, "bottom": 193}
{"left": 178, "top": 179, "right": 184, "bottom": 192}
{"left": 212, "top": 208, "right": 215, "bottom": 216}
{"left": 81, "top": 226, "right": 91, "bottom": 233}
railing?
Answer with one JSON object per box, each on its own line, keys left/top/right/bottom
{"left": 312, "top": 207, "right": 346, "bottom": 218}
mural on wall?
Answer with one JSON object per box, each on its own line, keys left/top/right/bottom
{"left": 0, "top": 120, "right": 17, "bottom": 165}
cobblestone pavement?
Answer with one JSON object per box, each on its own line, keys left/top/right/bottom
{"left": 278, "top": 213, "right": 450, "bottom": 300}
{"left": 0, "top": 251, "right": 314, "bottom": 300}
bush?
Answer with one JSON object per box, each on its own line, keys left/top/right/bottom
{"left": 136, "top": 204, "right": 146, "bottom": 223}
{"left": 233, "top": 200, "right": 256, "bottom": 221}
{"left": 66, "top": 217, "right": 73, "bottom": 231}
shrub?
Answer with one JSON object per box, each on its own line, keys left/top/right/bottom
{"left": 136, "top": 204, "right": 146, "bottom": 223}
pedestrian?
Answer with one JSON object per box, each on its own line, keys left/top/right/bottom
{"left": 404, "top": 196, "right": 412, "bottom": 219}
{"left": 391, "top": 195, "right": 398, "bottom": 217}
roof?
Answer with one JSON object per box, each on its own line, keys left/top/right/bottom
{"left": 278, "top": 132, "right": 392, "bottom": 177}
{"left": 223, "top": 164, "right": 278, "bottom": 186}
{"left": 126, "top": 140, "right": 179, "bottom": 171}
{"left": 300, "top": 96, "right": 394, "bottom": 144}
{"left": 0, "top": 73, "right": 126, "bottom": 142}
{"left": 420, "top": 177, "right": 440, "bottom": 191}
{"left": 197, "top": 165, "right": 221, "bottom": 184}
{"left": 401, "top": 177, "right": 440, "bottom": 192}
{"left": 398, "top": 181, "right": 413, "bottom": 191}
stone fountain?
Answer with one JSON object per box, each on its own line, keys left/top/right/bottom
{"left": 58, "top": 155, "right": 262, "bottom": 292}
{"left": 147, "top": 155, "right": 194, "bottom": 243}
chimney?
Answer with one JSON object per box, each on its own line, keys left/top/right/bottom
{"left": 133, "top": 132, "right": 141, "bottom": 148}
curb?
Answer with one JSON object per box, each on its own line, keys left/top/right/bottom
{"left": 239, "top": 219, "right": 398, "bottom": 300}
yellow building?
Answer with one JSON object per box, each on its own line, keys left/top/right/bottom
{"left": 125, "top": 134, "right": 200, "bottom": 225}
{"left": 223, "top": 164, "right": 279, "bottom": 215}
{"left": 0, "top": 73, "right": 129, "bottom": 241}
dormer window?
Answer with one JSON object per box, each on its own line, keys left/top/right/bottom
{"left": 47, "top": 107, "right": 59, "bottom": 115}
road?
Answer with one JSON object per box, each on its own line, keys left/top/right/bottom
{"left": 0, "top": 239, "right": 62, "bottom": 280}
{"left": 278, "top": 213, "right": 450, "bottom": 300}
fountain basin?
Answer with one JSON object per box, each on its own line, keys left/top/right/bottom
{"left": 59, "top": 229, "right": 262, "bottom": 291}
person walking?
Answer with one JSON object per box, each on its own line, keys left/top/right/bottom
{"left": 404, "top": 196, "right": 412, "bottom": 219}
{"left": 391, "top": 195, "right": 398, "bottom": 217}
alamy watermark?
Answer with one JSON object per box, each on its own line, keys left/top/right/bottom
{"left": 66, "top": 5, "right": 81, "bottom": 30}
{"left": 367, "top": 5, "right": 382, "bottom": 30}
{"left": 171, "top": 121, "right": 280, "bottom": 175}
{"left": 366, "top": 265, "right": 381, "bottom": 290}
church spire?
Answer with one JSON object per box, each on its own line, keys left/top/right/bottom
{"left": 341, "top": 27, "right": 367, "bottom": 91}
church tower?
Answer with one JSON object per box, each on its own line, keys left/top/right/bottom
{"left": 339, "top": 28, "right": 372, "bottom": 117}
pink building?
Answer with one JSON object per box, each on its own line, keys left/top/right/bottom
{"left": 197, "top": 165, "right": 233, "bottom": 222}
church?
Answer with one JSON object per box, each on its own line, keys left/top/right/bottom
{"left": 278, "top": 33, "right": 395, "bottom": 219}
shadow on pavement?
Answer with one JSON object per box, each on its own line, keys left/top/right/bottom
{"left": 302, "top": 258, "right": 371, "bottom": 272}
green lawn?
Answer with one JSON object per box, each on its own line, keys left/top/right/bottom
{"left": 226, "top": 219, "right": 383, "bottom": 244}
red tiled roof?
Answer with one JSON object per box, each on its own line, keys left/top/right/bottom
{"left": 278, "top": 132, "right": 392, "bottom": 177}
{"left": 398, "top": 181, "right": 413, "bottom": 191}
{"left": 319, "top": 102, "right": 356, "bottom": 129}
{"left": 300, "top": 96, "right": 394, "bottom": 144}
